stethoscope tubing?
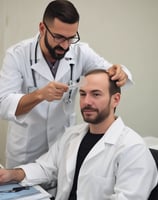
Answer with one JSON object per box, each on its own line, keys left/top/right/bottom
{"left": 30, "top": 39, "right": 39, "bottom": 87}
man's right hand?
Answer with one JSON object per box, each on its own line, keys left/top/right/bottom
{"left": 37, "top": 81, "right": 68, "bottom": 102}
{"left": 15, "top": 81, "right": 68, "bottom": 116}
{"left": 0, "top": 168, "right": 25, "bottom": 184}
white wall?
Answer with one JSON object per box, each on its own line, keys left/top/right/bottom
{"left": 0, "top": 0, "right": 158, "bottom": 165}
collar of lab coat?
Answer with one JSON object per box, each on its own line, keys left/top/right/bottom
{"left": 66, "top": 117, "right": 125, "bottom": 178}
{"left": 30, "top": 36, "right": 75, "bottom": 82}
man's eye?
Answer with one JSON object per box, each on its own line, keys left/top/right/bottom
{"left": 55, "top": 35, "right": 63, "bottom": 39}
{"left": 94, "top": 93, "right": 100, "bottom": 96}
{"left": 80, "top": 93, "right": 86, "bottom": 96}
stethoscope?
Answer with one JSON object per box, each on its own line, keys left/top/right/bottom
{"left": 64, "top": 62, "right": 74, "bottom": 104}
{"left": 29, "top": 37, "right": 75, "bottom": 104}
{"left": 29, "top": 38, "right": 39, "bottom": 88}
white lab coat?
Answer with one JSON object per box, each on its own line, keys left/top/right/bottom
{"left": 0, "top": 35, "right": 133, "bottom": 168}
{"left": 20, "top": 117, "right": 158, "bottom": 200}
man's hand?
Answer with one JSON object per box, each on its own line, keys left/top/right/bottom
{"left": 107, "top": 64, "right": 128, "bottom": 87}
{"left": 15, "top": 81, "right": 68, "bottom": 116}
{"left": 0, "top": 168, "right": 25, "bottom": 184}
{"left": 37, "top": 81, "right": 69, "bottom": 102}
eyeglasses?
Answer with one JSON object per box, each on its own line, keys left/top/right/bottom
{"left": 44, "top": 22, "right": 80, "bottom": 44}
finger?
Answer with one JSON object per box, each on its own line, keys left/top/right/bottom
{"left": 116, "top": 78, "right": 126, "bottom": 87}
{"left": 115, "top": 73, "right": 127, "bottom": 87}
{"left": 55, "top": 89, "right": 65, "bottom": 96}
{"left": 106, "top": 68, "right": 115, "bottom": 76}
{"left": 112, "top": 71, "right": 125, "bottom": 81}
{"left": 107, "top": 64, "right": 121, "bottom": 77}
{"left": 110, "top": 71, "right": 120, "bottom": 80}
{"left": 53, "top": 92, "right": 64, "bottom": 100}
{"left": 54, "top": 82, "right": 68, "bottom": 91}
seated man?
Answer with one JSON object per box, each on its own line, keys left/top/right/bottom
{"left": 0, "top": 69, "right": 157, "bottom": 200}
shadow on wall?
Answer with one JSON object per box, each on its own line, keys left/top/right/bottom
{"left": 0, "top": 120, "right": 7, "bottom": 166}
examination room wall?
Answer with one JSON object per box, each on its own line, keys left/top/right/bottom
{"left": 0, "top": 0, "right": 158, "bottom": 166}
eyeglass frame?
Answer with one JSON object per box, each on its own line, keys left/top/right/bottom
{"left": 43, "top": 22, "right": 80, "bottom": 44}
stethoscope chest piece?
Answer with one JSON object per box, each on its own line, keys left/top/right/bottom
{"left": 64, "top": 98, "right": 72, "bottom": 104}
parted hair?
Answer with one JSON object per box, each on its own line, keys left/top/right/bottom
{"left": 43, "top": 0, "right": 80, "bottom": 24}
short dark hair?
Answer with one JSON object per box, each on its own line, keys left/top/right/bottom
{"left": 84, "top": 69, "right": 121, "bottom": 96}
{"left": 43, "top": 0, "right": 80, "bottom": 24}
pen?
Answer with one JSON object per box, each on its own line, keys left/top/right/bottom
{"left": 0, "top": 186, "right": 30, "bottom": 193}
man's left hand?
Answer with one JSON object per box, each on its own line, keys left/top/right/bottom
{"left": 107, "top": 64, "right": 128, "bottom": 87}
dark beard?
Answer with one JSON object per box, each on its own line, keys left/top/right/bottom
{"left": 81, "top": 102, "right": 111, "bottom": 124}
{"left": 44, "top": 31, "right": 69, "bottom": 60}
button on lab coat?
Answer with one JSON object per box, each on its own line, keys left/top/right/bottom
{"left": 0, "top": 35, "right": 133, "bottom": 167}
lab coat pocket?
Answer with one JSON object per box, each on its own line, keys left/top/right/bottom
{"left": 78, "top": 174, "right": 115, "bottom": 199}
{"left": 91, "top": 175, "right": 115, "bottom": 195}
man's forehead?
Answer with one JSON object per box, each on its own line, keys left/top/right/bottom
{"left": 85, "top": 73, "right": 109, "bottom": 85}
{"left": 79, "top": 73, "right": 108, "bottom": 92}
{"left": 80, "top": 81, "right": 107, "bottom": 92}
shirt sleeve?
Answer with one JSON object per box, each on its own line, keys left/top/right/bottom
{"left": 18, "top": 142, "right": 59, "bottom": 186}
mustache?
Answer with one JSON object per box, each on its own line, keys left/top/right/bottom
{"left": 55, "top": 45, "right": 69, "bottom": 52}
{"left": 81, "top": 106, "right": 98, "bottom": 112}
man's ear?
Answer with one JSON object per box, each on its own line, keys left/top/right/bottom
{"left": 39, "top": 22, "right": 45, "bottom": 36}
{"left": 112, "top": 93, "right": 121, "bottom": 108}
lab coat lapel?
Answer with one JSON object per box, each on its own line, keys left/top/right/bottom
{"left": 83, "top": 117, "right": 125, "bottom": 162}
{"left": 30, "top": 41, "right": 75, "bottom": 82}
{"left": 31, "top": 53, "right": 75, "bottom": 82}
{"left": 55, "top": 59, "right": 70, "bottom": 82}
{"left": 29, "top": 35, "right": 54, "bottom": 81}
{"left": 31, "top": 59, "right": 54, "bottom": 81}
{"left": 84, "top": 137, "right": 107, "bottom": 162}
{"left": 55, "top": 56, "right": 75, "bottom": 82}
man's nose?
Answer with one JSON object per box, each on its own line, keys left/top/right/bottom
{"left": 60, "top": 40, "right": 70, "bottom": 49}
{"left": 84, "top": 95, "right": 93, "bottom": 104}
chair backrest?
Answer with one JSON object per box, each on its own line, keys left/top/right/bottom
{"left": 148, "top": 148, "right": 158, "bottom": 200}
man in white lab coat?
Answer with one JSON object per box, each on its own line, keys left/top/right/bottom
{"left": 0, "top": 0, "right": 133, "bottom": 168}
{"left": 0, "top": 69, "right": 157, "bottom": 200}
